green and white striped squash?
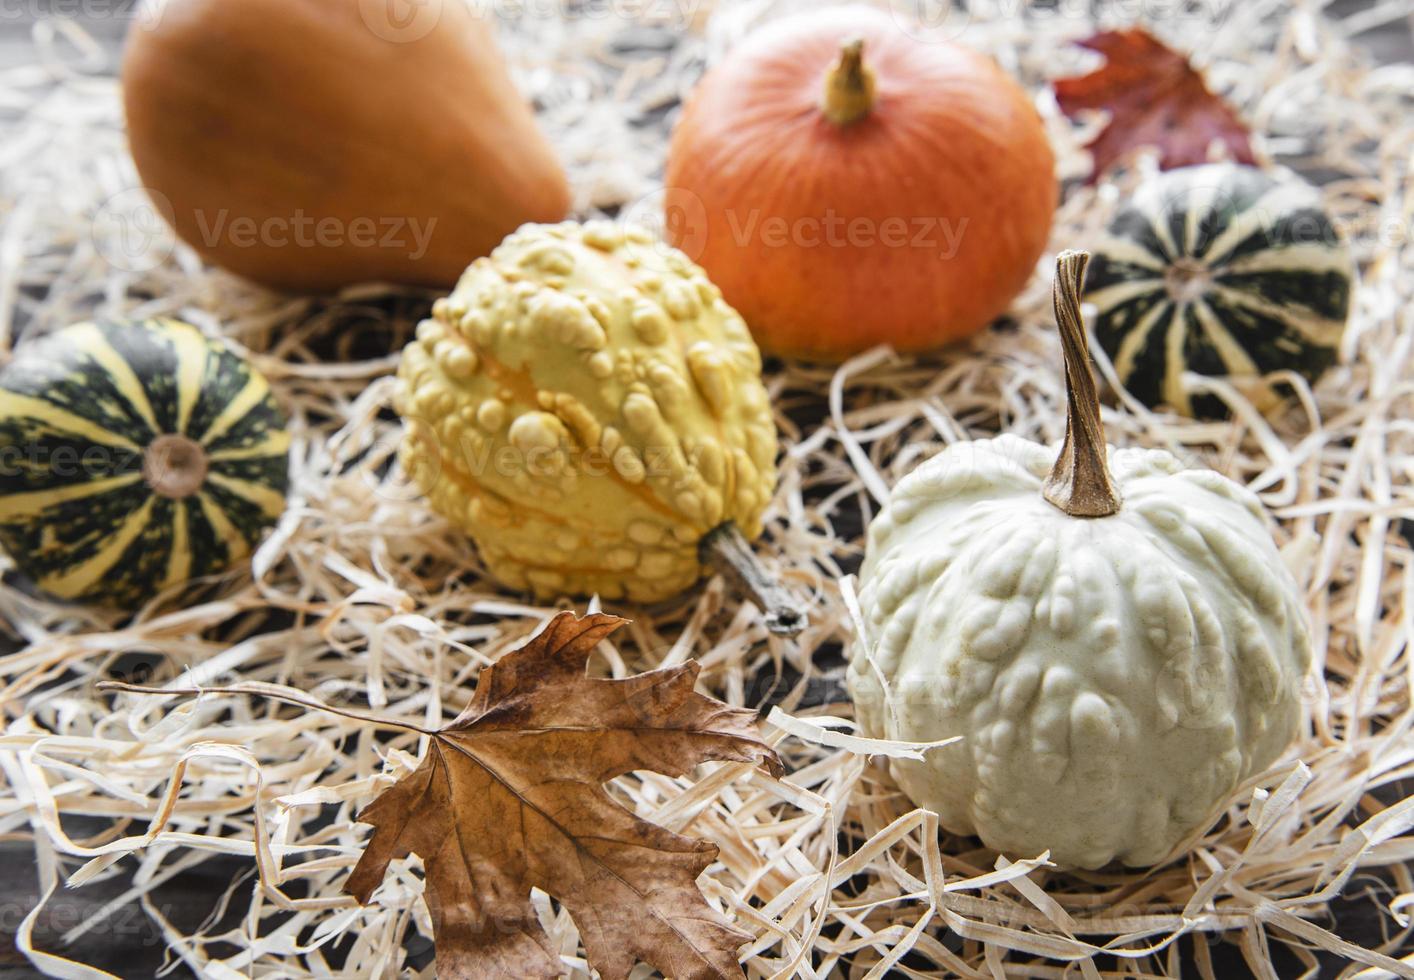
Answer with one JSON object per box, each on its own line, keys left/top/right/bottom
{"left": 0, "top": 318, "right": 289, "bottom": 608}
{"left": 1084, "top": 164, "right": 1352, "bottom": 418}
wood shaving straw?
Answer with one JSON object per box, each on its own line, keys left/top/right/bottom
{"left": 1, "top": 0, "right": 1412, "bottom": 975}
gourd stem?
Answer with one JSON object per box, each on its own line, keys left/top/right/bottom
{"left": 1042, "top": 250, "right": 1123, "bottom": 518}
{"left": 700, "top": 522, "right": 807, "bottom": 637}
{"left": 821, "top": 38, "right": 876, "bottom": 127}
{"left": 143, "top": 434, "right": 209, "bottom": 500}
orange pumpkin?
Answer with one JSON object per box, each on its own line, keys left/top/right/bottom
{"left": 664, "top": 6, "right": 1057, "bottom": 359}
{"left": 122, "top": 0, "right": 570, "bottom": 291}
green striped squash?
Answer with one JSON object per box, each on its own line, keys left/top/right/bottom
{"left": 0, "top": 318, "right": 289, "bottom": 607}
{"left": 1084, "top": 164, "right": 1352, "bottom": 418}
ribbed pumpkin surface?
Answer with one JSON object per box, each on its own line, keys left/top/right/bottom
{"left": 0, "top": 318, "right": 289, "bottom": 607}
{"left": 664, "top": 5, "right": 1057, "bottom": 359}
{"left": 1084, "top": 164, "right": 1352, "bottom": 418}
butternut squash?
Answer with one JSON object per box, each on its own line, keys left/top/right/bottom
{"left": 122, "top": 0, "right": 570, "bottom": 291}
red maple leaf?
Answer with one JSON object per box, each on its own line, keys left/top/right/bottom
{"left": 1054, "top": 28, "right": 1257, "bottom": 184}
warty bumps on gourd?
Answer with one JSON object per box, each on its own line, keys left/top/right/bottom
{"left": 847, "top": 252, "right": 1311, "bottom": 869}
{"left": 395, "top": 222, "right": 781, "bottom": 606}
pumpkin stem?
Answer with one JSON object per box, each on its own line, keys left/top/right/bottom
{"left": 700, "top": 522, "right": 807, "bottom": 637}
{"left": 821, "top": 38, "right": 876, "bottom": 127}
{"left": 1043, "top": 250, "right": 1122, "bottom": 518}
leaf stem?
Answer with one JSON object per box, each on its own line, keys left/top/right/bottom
{"left": 96, "top": 681, "right": 438, "bottom": 737}
{"left": 699, "top": 523, "right": 807, "bottom": 636}
{"left": 821, "top": 38, "right": 876, "bottom": 126}
{"left": 1042, "top": 249, "right": 1123, "bottom": 518}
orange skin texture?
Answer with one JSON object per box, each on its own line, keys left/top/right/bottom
{"left": 122, "top": 0, "right": 570, "bottom": 291}
{"left": 665, "top": 7, "right": 1057, "bottom": 359}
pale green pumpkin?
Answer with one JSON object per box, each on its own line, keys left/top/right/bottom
{"left": 847, "top": 253, "right": 1310, "bottom": 868}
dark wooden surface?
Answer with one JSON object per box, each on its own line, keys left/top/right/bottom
{"left": 0, "top": 3, "right": 1411, "bottom": 978}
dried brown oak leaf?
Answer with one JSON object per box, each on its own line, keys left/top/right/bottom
{"left": 1054, "top": 28, "right": 1257, "bottom": 183}
{"left": 343, "top": 611, "right": 784, "bottom": 980}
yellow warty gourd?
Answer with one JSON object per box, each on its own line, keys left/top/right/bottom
{"left": 396, "top": 222, "right": 793, "bottom": 621}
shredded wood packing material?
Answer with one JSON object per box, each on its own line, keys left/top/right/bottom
{"left": 0, "top": 0, "right": 1411, "bottom": 975}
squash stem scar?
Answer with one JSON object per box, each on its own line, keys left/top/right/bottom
{"left": 143, "top": 434, "right": 209, "bottom": 500}
{"left": 1164, "top": 257, "right": 1213, "bottom": 305}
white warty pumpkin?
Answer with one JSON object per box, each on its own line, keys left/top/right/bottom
{"left": 846, "top": 252, "right": 1311, "bottom": 869}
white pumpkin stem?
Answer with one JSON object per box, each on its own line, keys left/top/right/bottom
{"left": 700, "top": 522, "right": 807, "bottom": 636}
{"left": 1043, "top": 250, "right": 1122, "bottom": 518}
{"left": 821, "top": 38, "right": 876, "bottom": 127}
